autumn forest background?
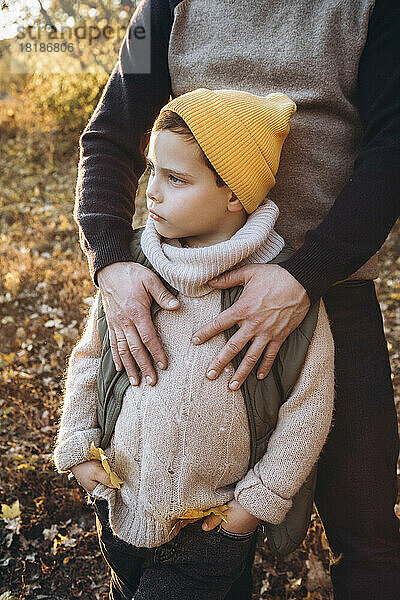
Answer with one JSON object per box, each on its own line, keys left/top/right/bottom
{"left": 0, "top": 1, "right": 399, "bottom": 599}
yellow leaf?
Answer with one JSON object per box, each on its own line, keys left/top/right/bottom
{"left": 168, "top": 504, "right": 231, "bottom": 537}
{"left": 109, "top": 471, "right": 124, "bottom": 488}
{"left": 58, "top": 214, "right": 72, "bottom": 231}
{"left": 88, "top": 442, "right": 101, "bottom": 461}
{"left": 88, "top": 443, "right": 124, "bottom": 489}
{"left": 4, "top": 272, "right": 21, "bottom": 295}
{"left": 1, "top": 499, "right": 21, "bottom": 519}
{"left": 102, "top": 459, "right": 111, "bottom": 475}
{"left": 16, "top": 463, "right": 35, "bottom": 471}
{"left": 0, "top": 352, "right": 15, "bottom": 365}
{"left": 179, "top": 505, "right": 230, "bottom": 521}
{"left": 320, "top": 527, "right": 331, "bottom": 552}
{"left": 168, "top": 518, "right": 195, "bottom": 536}
{"left": 44, "top": 269, "right": 54, "bottom": 282}
{"left": 54, "top": 332, "right": 64, "bottom": 348}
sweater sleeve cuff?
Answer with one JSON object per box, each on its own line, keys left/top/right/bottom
{"left": 53, "top": 429, "right": 102, "bottom": 474}
{"left": 234, "top": 470, "right": 293, "bottom": 525}
{"left": 88, "top": 231, "right": 135, "bottom": 288}
{"left": 278, "top": 238, "right": 349, "bottom": 304}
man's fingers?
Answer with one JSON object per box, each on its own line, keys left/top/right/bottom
{"left": 207, "top": 266, "right": 248, "bottom": 288}
{"left": 110, "top": 311, "right": 169, "bottom": 386}
{"left": 147, "top": 275, "right": 180, "bottom": 310}
{"left": 114, "top": 327, "right": 140, "bottom": 386}
{"left": 134, "top": 313, "right": 168, "bottom": 371}
{"left": 109, "top": 326, "right": 123, "bottom": 372}
{"left": 256, "top": 341, "right": 283, "bottom": 379}
{"left": 205, "top": 328, "right": 251, "bottom": 380}
{"left": 227, "top": 338, "right": 269, "bottom": 390}
{"left": 98, "top": 263, "right": 176, "bottom": 386}
{"left": 192, "top": 306, "right": 241, "bottom": 345}
{"left": 121, "top": 326, "right": 157, "bottom": 386}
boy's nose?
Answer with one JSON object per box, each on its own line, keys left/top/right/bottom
{"left": 146, "top": 182, "right": 162, "bottom": 204}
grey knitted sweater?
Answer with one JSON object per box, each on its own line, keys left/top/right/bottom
{"left": 53, "top": 199, "right": 335, "bottom": 548}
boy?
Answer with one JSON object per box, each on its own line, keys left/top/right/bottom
{"left": 53, "top": 88, "right": 335, "bottom": 599}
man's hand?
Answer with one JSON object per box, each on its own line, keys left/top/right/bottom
{"left": 192, "top": 264, "right": 310, "bottom": 390}
{"left": 71, "top": 460, "right": 119, "bottom": 494}
{"left": 97, "top": 262, "right": 180, "bottom": 387}
{"left": 202, "top": 498, "right": 260, "bottom": 534}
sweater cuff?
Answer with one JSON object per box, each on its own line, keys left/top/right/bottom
{"left": 278, "top": 238, "right": 351, "bottom": 304}
{"left": 88, "top": 231, "right": 135, "bottom": 288}
{"left": 234, "top": 470, "right": 292, "bottom": 525}
{"left": 53, "top": 429, "right": 102, "bottom": 474}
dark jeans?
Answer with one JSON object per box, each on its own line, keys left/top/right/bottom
{"left": 91, "top": 496, "right": 259, "bottom": 599}
{"left": 228, "top": 280, "right": 400, "bottom": 600}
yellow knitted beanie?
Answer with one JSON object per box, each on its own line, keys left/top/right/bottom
{"left": 158, "top": 88, "right": 296, "bottom": 214}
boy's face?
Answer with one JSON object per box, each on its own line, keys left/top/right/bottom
{"left": 146, "top": 130, "right": 245, "bottom": 247}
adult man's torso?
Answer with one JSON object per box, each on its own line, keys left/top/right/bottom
{"left": 168, "top": 0, "right": 378, "bottom": 280}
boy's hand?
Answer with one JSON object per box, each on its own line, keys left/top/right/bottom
{"left": 201, "top": 499, "right": 260, "bottom": 535}
{"left": 70, "top": 460, "right": 119, "bottom": 494}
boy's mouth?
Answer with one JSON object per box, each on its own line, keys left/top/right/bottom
{"left": 148, "top": 209, "right": 166, "bottom": 221}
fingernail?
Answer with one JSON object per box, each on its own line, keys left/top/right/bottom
{"left": 169, "top": 299, "right": 179, "bottom": 307}
{"left": 229, "top": 381, "right": 240, "bottom": 390}
{"left": 257, "top": 372, "right": 265, "bottom": 379}
{"left": 206, "top": 369, "right": 217, "bottom": 380}
{"left": 146, "top": 376, "right": 153, "bottom": 385}
{"left": 157, "top": 361, "right": 165, "bottom": 370}
{"left": 203, "top": 523, "right": 208, "bottom": 530}
{"left": 192, "top": 337, "right": 200, "bottom": 344}
{"left": 129, "top": 377, "right": 138, "bottom": 386}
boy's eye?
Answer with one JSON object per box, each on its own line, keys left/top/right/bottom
{"left": 146, "top": 160, "right": 185, "bottom": 184}
{"left": 169, "top": 174, "right": 184, "bottom": 184}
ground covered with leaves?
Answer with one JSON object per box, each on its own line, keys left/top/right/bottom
{"left": 0, "top": 95, "right": 399, "bottom": 600}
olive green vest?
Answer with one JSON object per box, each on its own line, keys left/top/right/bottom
{"left": 96, "top": 226, "right": 320, "bottom": 557}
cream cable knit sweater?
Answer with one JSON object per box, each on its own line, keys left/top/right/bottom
{"left": 53, "top": 198, "right": 335, "bottom": 548}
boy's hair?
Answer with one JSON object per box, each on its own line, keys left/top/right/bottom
{"left": 151, "top": 110, "right": 226, "bottom": 187}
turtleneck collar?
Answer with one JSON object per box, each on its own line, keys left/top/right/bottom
{"left": 140, "top": 197, "right": 285, "bottom": 297}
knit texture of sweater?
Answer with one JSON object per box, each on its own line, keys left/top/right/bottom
{"left": 53, "top": 198, "right": 335, "bottom": 548}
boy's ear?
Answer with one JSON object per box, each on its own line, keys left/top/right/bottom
{"left": 228, "top": 191, "right": 245, "bottom": 212}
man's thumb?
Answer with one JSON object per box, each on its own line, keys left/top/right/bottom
{"left": 163, "top": 294, "right": 180, "bottom": 309}
{"left": 150, "top": 276, "right": 180, "bottom": 309}
{"left": 168, "top": 297, "right": 180, "bottom": 308}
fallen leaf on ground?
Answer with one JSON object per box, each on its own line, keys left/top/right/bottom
{"left": 1, "top": 499, "right": 21, "bottom": 519}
